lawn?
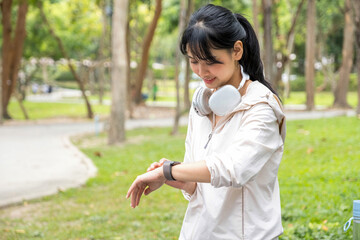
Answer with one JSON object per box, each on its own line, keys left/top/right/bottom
{"left": 283, "top": 91, "right": 358, "bottom": 108}
{"left": 7, "top": 100, "right": 110, "bottom": 120}
{"left": 0, "top": 117, "right": 359, "bottom": 239}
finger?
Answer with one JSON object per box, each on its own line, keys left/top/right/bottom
{"left": 126, "top": 176, "right": 140, "bottom": 199}
{"left": 135, "top": 185, "right": 146, "bottom": 207}
{"left": 126, "top": 181, "right": 136, "bottom": 199}
{"left": 131, "top": 183, "right": 143, "bottom": 208}
{"left": 147, "top": 162, "right": 159, "bottom": 172}
{"left": 144, "top": 186, "right": 154, "bottom": 195}
{"left": 159, "top": 158, "right": 167, "bottom": 164}
{"left": 144, "top": 187, "right": 150, "bottom": 195}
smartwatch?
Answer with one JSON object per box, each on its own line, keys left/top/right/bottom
{"left": 163, "top": 161, "right": 181, "bottom": 181}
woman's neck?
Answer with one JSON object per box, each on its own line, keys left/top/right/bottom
{"left": 229, "top": 66, "right": 243, "bottom": 89}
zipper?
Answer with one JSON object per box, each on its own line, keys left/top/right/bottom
{"left": 204, "top": 132, "right": 213, "bottom": 149}
{"left": 204, "top": 113, "right": 232, "bottom": 149}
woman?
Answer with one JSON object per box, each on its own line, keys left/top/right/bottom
{"left": 127, "top": 4, "right": 286, "bottom": 240}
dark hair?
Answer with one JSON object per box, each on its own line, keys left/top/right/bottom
{"left": 180, "top": 4, "right": 278, "bottom": 97}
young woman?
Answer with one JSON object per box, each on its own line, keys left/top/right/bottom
{"left": 127, "top": 4, "right": 286, "bottom": 240}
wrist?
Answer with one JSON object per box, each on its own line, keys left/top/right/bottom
{"left": 163, "top": 161, "right": 181, "bottom": 181}
{"left": 156, "top": 166, "right": 166, "bottom": 181}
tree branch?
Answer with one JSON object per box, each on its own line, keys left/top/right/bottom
{"left": 38, "top": 2, "right": 93, "bottom": 118}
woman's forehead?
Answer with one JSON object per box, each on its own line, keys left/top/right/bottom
{"left": 186, "top": 46, "right": 229, "bottom": 59}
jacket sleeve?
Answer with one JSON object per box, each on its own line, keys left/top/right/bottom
{"left": 205, "top": 103, "right": 283, "bottom": 188}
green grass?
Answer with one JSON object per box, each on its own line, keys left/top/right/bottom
{"left": 283, "top": 91, "right": 358, "bottom": 108}
{"left": 7, "top": 100, "right": 110, "bottom": 120}
{"left": 0, "top": 117, "right": 359, "bottom": 239}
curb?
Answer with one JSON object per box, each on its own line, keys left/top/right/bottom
{"left": 62, "top": 134, "right": 98, "bottom": 179}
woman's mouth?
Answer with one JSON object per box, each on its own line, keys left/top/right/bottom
{"left": 203, "top": 77, "right": 216, "bottom": 84}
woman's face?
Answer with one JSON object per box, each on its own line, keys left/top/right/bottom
{"left": 187, "top": 43, "right": 243, "bottom": 89}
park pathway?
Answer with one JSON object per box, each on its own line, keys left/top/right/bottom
{"left": 0, "top": 108, "right": 355, "bottom": 208}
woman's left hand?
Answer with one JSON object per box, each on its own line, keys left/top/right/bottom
{"left": 126, "top": 167, "right": 166, "bottom": 208}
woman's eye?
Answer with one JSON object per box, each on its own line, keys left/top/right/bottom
{"left": 190, "top": 61, "right": 198, "bottom": 64}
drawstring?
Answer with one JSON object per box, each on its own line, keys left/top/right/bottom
{"left": 344, "top": 217, "right": 354, "bottom": 232}
{"left": 237, "top": 65, "right": 249, "bottom": 91}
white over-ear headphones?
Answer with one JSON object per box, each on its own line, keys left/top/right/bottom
{"left": 192, "top": 65, "right": 250, "bottom": 117}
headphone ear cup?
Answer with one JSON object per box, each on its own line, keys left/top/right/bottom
{"left": 192, "top": 87, "right": 212, "bottom": 116}
{"left": 209, "top": 85, "right": 241, "bottom": 116}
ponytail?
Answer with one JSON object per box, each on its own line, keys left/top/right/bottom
{"left": 234, "top": 13, "right": 279, "bottom": 98}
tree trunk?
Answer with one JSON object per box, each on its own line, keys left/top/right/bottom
{"left": 333, "top": 0, "right": 355, "bottom": 108}
{"left": 352, "top": 0, "right": 360, "bottom": 114}
{"left": 97, "top": 0, "right": 108, "bottom": 105}
{"left": 1, "top": 0, "right": 28, "bottom": 119}
{"left": 252, "top": 0, "right": 261, "bottom": 40}
{"left": 183, "top": 0, "right": 194, "bottom": 110}
{"left": 262, "top": 0, "right": 274, "bottom": 87}
{"left": 172, "top": 0, "right": 187, "bottom": 135}
{"left": 108, "top": 0, "right": 129, "bottom": 144}
{"left": 14, "top": 90, "right": 29, "bottom": 119}
{"left": 134, "top": 0, "right": 162, "bottom": 104}
{"left": 126, "top": 16, "right": 134, "bottom": 118}
{"left": 0, "top": 59, "right": 3, "bottom": 124}
{"left": 39, "top": 2, "right": 93, "bottom": 119}
{"left": 305, "top": 0, "right": 316, "bottom": 110}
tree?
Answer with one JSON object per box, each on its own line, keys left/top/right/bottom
{"left": 273, "top": 0, "right": 306, "bottom": 95}
{"left": 0, "top": 59, "right": 2, "bottom": 124}
{"left": 39, "top": 2, "right": 94, "bottom": 119}
{"left": 108, "top": 0, "right": 129, "bottom": 144}
{"left": 333, "top": 0, "right": 354, "bottom": 108}
{"left": 305, "top": 0, "right": 316, "bottom": 110}
{"left": 172, "top": 0, "right": 187, "bottom": 135}
{"left": 183, "top": 0, "right": 194, "bottom": 110}
{"left": 24, "top": 0, "right": 102, "bottom": 60}
{"left": 262, "top": 0, "right": 274, "bottom": 86}
{"left": 96, "top": 0, "right": 111, "bottom": 105}
{"left": 252, "top": 0, "right": 261, "bottom": 40}
{"left": 1, "top": 0, "right": 28, "bottom": 119}
{"left": 133, "top": 0, "right": 162, "bottom": 104}
{"left": 352, "top": 0, "right": 360, "bottom": 114}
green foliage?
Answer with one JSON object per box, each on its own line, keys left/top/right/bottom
{"left": 24, "top": 0, "right": 102, "bottom": 60}
{"left": 289, "top": 73, "right": 358, "bottom": 92}
{"left": 317, "top": 1, "right": 344, "bottom": 69}
{"left": 153, "top": 65, "right": 175, "bottom": 79}
{"left": 0, "top": 117, "right": 359, "bottom": 239}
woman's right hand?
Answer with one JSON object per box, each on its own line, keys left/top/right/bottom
{"left": 147, "top": 158, "right": 167, "bottom": 172}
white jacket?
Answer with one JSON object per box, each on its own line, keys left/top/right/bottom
{"left": 179, "top": 81, "right": 286, "bottom": 240}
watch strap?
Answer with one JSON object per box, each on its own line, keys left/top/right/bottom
{"left": 163, "top": 161, "right": 181, "bottom": 181}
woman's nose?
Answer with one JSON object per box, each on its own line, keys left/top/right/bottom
{"left": 198, "top": 63, "right": 208, "bottom": 78}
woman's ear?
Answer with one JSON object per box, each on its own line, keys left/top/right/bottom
{"left": 233, "top": 40, "right": 243, "bottom": 61}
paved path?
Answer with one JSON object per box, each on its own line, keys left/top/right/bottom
{"left": 0, "top": 108, "right": 355, "bottom": 208}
